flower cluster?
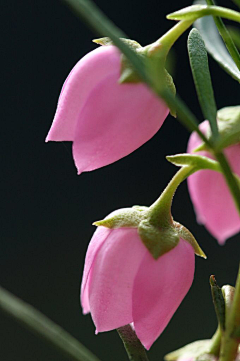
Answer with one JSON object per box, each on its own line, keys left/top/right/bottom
{"left": 47, "top": 40, "right": 240, "bottom": 352}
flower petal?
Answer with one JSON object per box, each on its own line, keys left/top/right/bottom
{"left": 88, "top": 228, "right": 146, "bottom": 332}
{"left": 132, "top": 239, "right": 195, "bottom": 350}
{"left": 187, "top": 121, "right": 240, "bottom": 243}
{"left": 46, "top": 46, "right": 120, "bottom": 141}
{"left": 80, "top": 226, "right": 112, "bottom": 314}
{"left": 72, "top": 72, "right": 168, "bottom": 174}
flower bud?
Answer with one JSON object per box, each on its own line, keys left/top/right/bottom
{"left": 187, "top": 120, "right": 240, "bottom": 244}
{"left": 46, "top": 44, "right": 169, "bottom": 174}
{"left": 81, "top": 207, "right": 198, "bottom": 349}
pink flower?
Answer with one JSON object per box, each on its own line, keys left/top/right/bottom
{"left": 187, "top": 120, "right": 240, "bottom": 244}
{"left": 46, "top": 45, "right": 169, "bottom": 174}
{"left": 81, "top": 225, "right": 195, "bottom": 349}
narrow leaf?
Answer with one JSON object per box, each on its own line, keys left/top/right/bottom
{"left": 61, "top": 0, "right": 213, "bottom": 148}
{"left": 0, "top": 286, "right": 100, "bottom": 361}
{"left": 187, "top": 28, "right": 218, "bottom": 138}
{"left": 62, "top": 0, "right": 149, "bottom": 86}
{"left": 227, "top": 26, "right": 240, "bottom": 49}
{"left": 231, "top": 0, "right": 240, "bottom": 8}
{"left": 194, "top": 1, "right": 240, "bottom": 82}
{"left": 206, "top": 0, "right": 240, "bottom": 71}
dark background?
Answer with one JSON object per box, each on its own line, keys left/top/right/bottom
{"left": 1, "top": 0, "right": 240, "bottom": 360}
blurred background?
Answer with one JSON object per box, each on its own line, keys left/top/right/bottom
{"left": 1, "top": 0, "right": 240, "bottom": 360}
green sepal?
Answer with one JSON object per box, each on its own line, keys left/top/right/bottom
{"left": 93, "top": 37, "right": 177, "bottom": 106}
{"left": 167, "top": 5, "right": 209, "bottom": 21}
{"left": 173, "top": 221, "right": 206, "bottom": 258}
{"left": 93, "top": 206, "right": 148, "bottom": 228}
{"left": 192, "top": 106, "right": 240, "bottom": 151}
{"left": 222, "top": 285, "right": 235, "bottom": 316}
{"left": 166, "top": 153, "right": 220, "bottom": 172}
{"left": 137, "top": 218, "right": 206, "bottom": 260}
{"left": 210, "top": 276, "right": 226, "bottom": 330}
{"left": 93, "top": 37, "right": 143, "bottom": 83}
{"left": 93, "top": 37, "right": 141, "bottom": 49}
{"left": 138, "top": 219, "right": 179, "bottom": 260}
{"left": 164, "top": 340, "right": 213, "bottom": 361}
{"left": 215, "top": 106, "right": 240, "bottom": 150}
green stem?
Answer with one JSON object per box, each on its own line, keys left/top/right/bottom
{"left": 167, "top": 6, "right": 240, "bottom": 24}
{"left": 201, "top": 6, "right": 240, "bottom": 23}
{"left": 0, "top": 286, "right": 100, "bottom": 361}
{"left": 117, "top": 325, "right": 149, "bottom": 361}
{"left": 148, "top": 166, "right": 195, "bottom": 226}
{"left": 160, "top": 89, "right": 213, "bottom": 147}
{"left": 214, "top": 151, "right": 240, "bottom": 215}
{"left": 219, "top": 266, "right": 240, "bottom": 361}
{"left": 206, "top": 0, "right": 240, "bottom": 71}
{"left": 148, "top": 19, "right": 194, "bottom": 54}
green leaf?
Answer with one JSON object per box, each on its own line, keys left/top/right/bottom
{"left": 205, "top": 0, "right": 240, "bottom": 72}
{"left": 232, "top": 325, "right": 240, "bottom": 338}
{"left": 61, "top": 0, "right": 153, "bottom": 87}
{"left": 187, "top": 28, "right": 218, "bottom": 138}
{"left": 193, "top": 1, "right": 240, "bottom": 82}
{"left": 227, "top": 26, "right": 240, "bottom": 49}
{"left": 0, "top": 286, "right": 100, "bottom": 361}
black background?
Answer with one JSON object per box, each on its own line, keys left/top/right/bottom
{"left": 1, "top": 0, "right": 240, "bottom": 360}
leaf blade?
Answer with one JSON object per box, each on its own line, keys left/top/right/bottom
{"left": 194, "top": 1, "right": 240, "bottom": 82}
{"left": 187, "top": 28, "right": 218, "bottom": 138}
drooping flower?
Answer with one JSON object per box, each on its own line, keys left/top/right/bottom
{"left": 187, "top": 120, "right": 240, "bottom": 244}
{"left": 81, "top": 207, "right": 196, "bottom": 350}
{"left": 46, "top": 45, "right": 169, "bottom": 174}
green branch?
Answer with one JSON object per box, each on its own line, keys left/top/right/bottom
{"left": 167, "top": 5, "right": 240, "bottom": 23}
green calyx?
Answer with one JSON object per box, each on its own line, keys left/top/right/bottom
{"left": 93, "top": 167, "right": 206, "bottom": 259}
{"left": 93, "top": 37, "right": 176, "bottom": 115}
{"left": 93, "top": 206, "right": 148, "bottom": 228}
{"left": 164, "top": 339, "right": 215, "bottom": 361}
{"left": 194, "top": 106, "right": 240, "bottom": 152}
{"left": 138, "top": 219, "right": 179, "bottom": 260}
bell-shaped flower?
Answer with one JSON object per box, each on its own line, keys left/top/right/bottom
{"left": 187, "top": 120, "right": 240, "bottom": 244}
{"left": 46, "top": 45, "right": 169, "bottom": 174}
{"left": 80, "top": 206, "right": 204, "bottom": 349}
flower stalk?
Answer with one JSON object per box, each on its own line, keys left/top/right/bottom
{"left": 148, "top": 166, "right": 195, "bottom": 227}
{"left": 117, "top": 325, "right": 150, "bottom": 361}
